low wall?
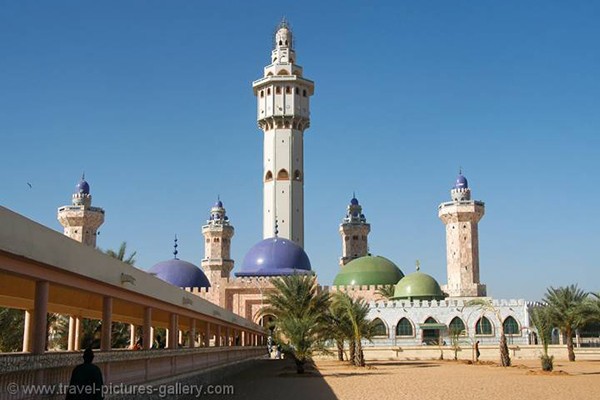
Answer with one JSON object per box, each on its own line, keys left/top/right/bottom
{"left": 0, "top": 347, "right": 264, "bottom": 400}
{"left": 320, "top": 345, "right": 600, "bottom": 362}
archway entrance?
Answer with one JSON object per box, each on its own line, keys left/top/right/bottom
{"left": 419, "top": 317, "right": 446, "bottom": 345}
{"left": 258, "top": 314, "right": 276, "bottom": 335}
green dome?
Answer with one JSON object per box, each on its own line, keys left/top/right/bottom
{"left": 392, "top": 271, "right": 445, "bottom": 300}
{"left": 333, "top": 256, "right": 404, "bottom": 286}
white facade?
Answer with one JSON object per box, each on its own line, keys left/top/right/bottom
{"left": 252, "top": 22, "right": 314, "bottom": 247}
{"left": 365, "top": 298, "right": 531, "bottom": 347}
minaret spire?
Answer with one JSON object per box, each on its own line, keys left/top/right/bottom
{"left": 57, "top": 174, "right": 105, "bottom": 247}
{"left": 339, "top": 195, "right": 371, "bottom": 267}
{"left": 201, "top": 199, "right": 235, "bottom": 280}
{"left": 253, "top": 19, "right": 314, "bottom": 247}
{"left": 438, "top": 172, "right": 486, "bottom": 297}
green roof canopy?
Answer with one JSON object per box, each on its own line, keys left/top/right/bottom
{"left": 333, "top": 255, "right": 404, "bottom": 286}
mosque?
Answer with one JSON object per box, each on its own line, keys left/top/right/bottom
{"left": 57, "top": 20, "right": 532, "bottom": 349}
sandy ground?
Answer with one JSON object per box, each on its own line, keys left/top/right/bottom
{"left": 197, "top": 357, "right": 600, "bottom": 400}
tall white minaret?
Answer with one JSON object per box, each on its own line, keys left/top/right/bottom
{"left": 252, "top": 20, "right": 314, "bottom": 247}
{"left": 438, "top": 172, "right": 487, "bottom": 297}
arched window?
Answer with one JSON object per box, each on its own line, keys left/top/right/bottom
{"left": 475, "top": 316, "right": 493, "bottom": 335}
{"left": 285, "top": 86, "right": 291, "bottom": 94}
{"left": 278, "top": 40, "right": 282, "bottom": 45}
{"left": 449, "top": 317, "right": 466, "bottom": 335}
{"left": 265, "top": 171, "right": 273, "bottom": 182}
{"left": 277, "top": 169, "right": 289, "bottom": 180}
{"left": 396, "top": 318, "right": 413, "bottom": 336}
{"left": 424, "top": 317, "right": 438, "bottom": 324}
{"left": 277, "top": 69, "right": 290, "bottom": 75}
{"left": 276, "top": 86, "right": 282, "bottom": 94}
{"left": 293, "top": 170, "right": 301, "bottom": 181}
{"left": 302, "top": 89, "right": 307, "bottom": 97}
{"left": 260, "top": 90, "right": 264, "bottom": 98}
{"left": 503, "top": 316, "right": 519, "bottom": 335}
{"left": 371, "top": 318, "right": 387, "bottom": 336}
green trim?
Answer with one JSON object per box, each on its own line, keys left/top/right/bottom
{"left": 418, "top": 323, "right": 447, "bottom": 330}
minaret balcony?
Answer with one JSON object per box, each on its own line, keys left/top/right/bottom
{"left": 252, "top": 76, "right": 314, "bottom": 93}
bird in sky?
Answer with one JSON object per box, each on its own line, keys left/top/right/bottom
{"left": 27, "top": 182, "right": 32, "bottom": 189}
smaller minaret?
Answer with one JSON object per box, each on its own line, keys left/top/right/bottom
{"left": 438, "top": 172, "right": 486, "bottom": 297}
{"left": 339, "top": 195, "right": 371, "bottom": 267}
{"left": 57, "top": 174, "right": 105, "bottom": 247}
{"left": 201, "top": 199, "right": 235, "bottom": 280}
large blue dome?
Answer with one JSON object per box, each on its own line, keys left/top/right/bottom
{"left": 149, "top": 259, "right": 210, "bottom": 289}
{"left": 235, "top": 237, "right": 312, "bottom": 277}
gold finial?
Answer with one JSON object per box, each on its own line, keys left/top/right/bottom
{"left": 415, "top": 259, "right": 420, "bottom": 271}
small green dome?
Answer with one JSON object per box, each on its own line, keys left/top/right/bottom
{"left": 392, "top": 271, "right": 445, "bottom": 300}
{"left": 333, "top": 256, "right": 404, "bottom": 286}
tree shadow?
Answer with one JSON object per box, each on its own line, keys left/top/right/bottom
{"left": 202, "top": 358, "right": 340, "bottom": 399}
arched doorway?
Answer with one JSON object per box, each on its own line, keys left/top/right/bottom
{"left": 258, "top": 314, "right": 277, "bottom": 335}
{"left": 420, "top": 317, "right": 444, "bottom": 345}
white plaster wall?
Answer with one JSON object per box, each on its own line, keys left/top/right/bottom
{"left": 364, "top": 298, "right": 530, "bottom": 347}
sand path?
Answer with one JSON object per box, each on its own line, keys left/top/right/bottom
{"left": 198, "top": 358, "right": 600, "bottom": 400}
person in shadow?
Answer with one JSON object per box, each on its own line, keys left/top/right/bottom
{"left": 66, "top": 347, "right": 104, "bottom": 399}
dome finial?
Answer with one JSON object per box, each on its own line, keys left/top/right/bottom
{"left": 274, "top": 218, "right": 279, "bottom": 237}
{"left": 278, "top": 16, "right": 289, "bottom": 30}
{"left": 173, "top": 234, "right": 179, "bottom": 260}
{"left": 81, "top": 172, "right": 85, "bottom": 181}
{"left": 415, "top": 259, "right": 420, "bottom": 272}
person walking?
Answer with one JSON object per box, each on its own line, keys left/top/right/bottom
{"left": 65, "top": 347, "right": 104, "bottom": 399}
{"left": 475, "top": 340, "right": 481, "bottom": 362}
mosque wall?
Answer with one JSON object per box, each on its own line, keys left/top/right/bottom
{"left": 364, "top": 298, "right": 531, "bottom": 346}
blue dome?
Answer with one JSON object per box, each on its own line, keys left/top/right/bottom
{"left": 350, "top": 197, "right": 359, "bottom": 205}
{"left": 235, "top": 237, "right": 312, "bottom": 277}
{"left": 149, "top": 259, "right": 210, "bottom": 288}
{"left": 75, "top": 178, "right": 90, "bottom": 195}
{"left": 215, "top": 200, "right": 223, "bottom": 208}
{"left": 453, "top": 174, "right": 468, "bottom": 189}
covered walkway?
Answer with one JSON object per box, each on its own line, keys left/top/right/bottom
{"left": 0, "top": 206, "right": 265, "bottom": 399}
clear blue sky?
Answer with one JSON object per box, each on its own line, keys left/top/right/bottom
{"left": 1, "top": 1, "right": 598, "bottom": 301}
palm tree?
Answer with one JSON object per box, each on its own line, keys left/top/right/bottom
{"left": 589, "top": 292, "right": 600, "bottom": 322}
{"left": 0, "top": 308, "right": 24, "bottom": 352}
{"left": 375, "top": 285, "right": 395, "bottom": 300}
{"left": 530, "top": 305, "right": 553, "bottom": 371}
{"left": 104, "top": 241, "right": 137, "bottom": 265}
{"left": 331, "top": 292, "right": 374, "bottom": 367}
{"left": 261, "top": 274, "right": 330, "bottom": 373}
{"left": 325, "top": 304, "right": 351, "bottom": 361}
{"left": 543, "top": 284, "right": 591, "bottom": 361}
{"left": 464, "top": 298, "right": 511, "bottom": 366}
